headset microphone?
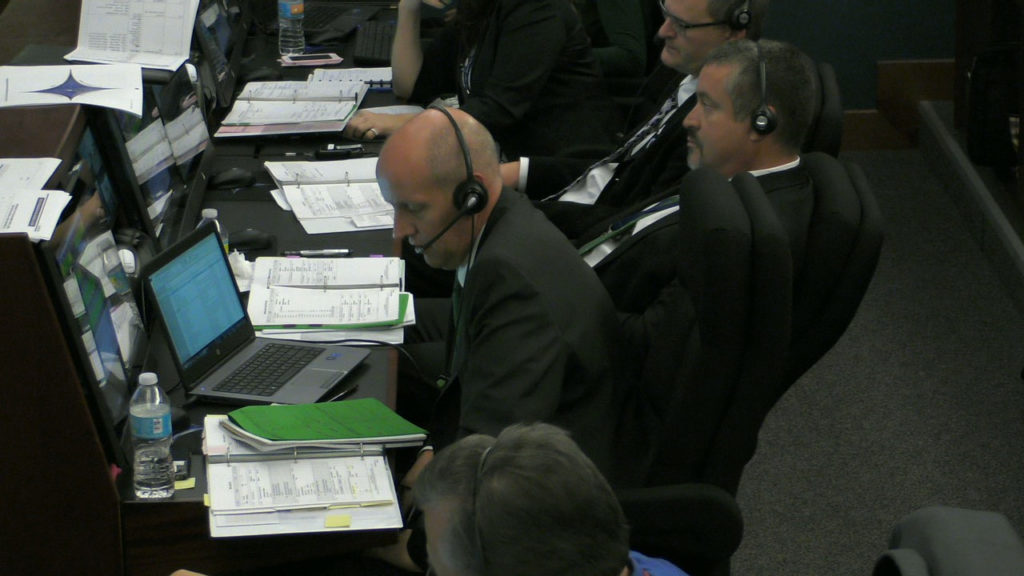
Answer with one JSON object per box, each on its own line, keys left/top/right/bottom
{"left": 412, "top": 195, "right": 481, "bottom": 255}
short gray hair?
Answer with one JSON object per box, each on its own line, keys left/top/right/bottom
{"left": 414, "top": 423, "right": 630, "bottom": 576}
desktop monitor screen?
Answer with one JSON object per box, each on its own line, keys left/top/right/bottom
{"left": 38, "top": 124, "right": 152, "bottom": 467}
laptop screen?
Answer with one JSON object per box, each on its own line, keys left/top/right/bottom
{"left": 147, "top": 229, "right": 246, "bottom": 370}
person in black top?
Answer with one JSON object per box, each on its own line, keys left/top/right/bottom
{"left": 343, "top": 0, "right": 621, "bottom": 159}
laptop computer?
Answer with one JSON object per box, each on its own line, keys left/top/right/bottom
{"left": 142, "top": 223, "right": 369, "bottom": 405}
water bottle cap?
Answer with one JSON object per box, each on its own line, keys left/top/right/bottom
{"left": 138, "top": 372, "right": 159, "bottom": 386}
{"left": 201, "top": 208, "right": 218, "bottom": 219}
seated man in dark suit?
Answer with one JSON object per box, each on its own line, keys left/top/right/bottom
{"left": 582, "top": 38, "right": 819, "bottom": 316}
{"left": 407, "top": 0, "right": 771, "bottom": 297}
{"left": 499, "top": 0, "right": 770, "bottom": 241}
{"left": 372, "top": 105, "right": 627, "bottom": 572}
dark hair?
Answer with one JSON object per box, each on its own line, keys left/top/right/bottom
{"left": 702, "top": 38, "right": 817, "bottom": 152}
{"left": 414, "top": 423, "right": 631, "bottom": 576}
{"left": 707, "top": 0, "right": 770, "bottom": 40}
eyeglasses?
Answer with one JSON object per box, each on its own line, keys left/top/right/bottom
{"left": 659, "top": 0, "right": 729, "bottom": 35}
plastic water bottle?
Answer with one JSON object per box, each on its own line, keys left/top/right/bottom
{"left": 198, "top": 208, "right": 229, "bottom": 253}
{"left": 130, "top": 372, "right": 175, "bottom": 499}
{"left": 278, "top": 0, "right": 305, "bottom": 56}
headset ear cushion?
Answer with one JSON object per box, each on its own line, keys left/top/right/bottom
{"left": 454, "top": 178, "right": 488, "bottom": 214}
{"left": 752, "top": 105, "right": 777, "bottom": 135}
{"left": 731, "top": 5, "right": 751, "bottom": 30}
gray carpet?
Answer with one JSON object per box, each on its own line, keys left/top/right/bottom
{"left": 731, "top": 149, "right": 1024, "bottom": 575}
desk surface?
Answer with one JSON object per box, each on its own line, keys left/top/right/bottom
{"left": 0, "top": 1, "right": 409, "bottom": 573}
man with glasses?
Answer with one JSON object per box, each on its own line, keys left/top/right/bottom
{"left": 499, "top": 0, "right": 769, "bottom": 241}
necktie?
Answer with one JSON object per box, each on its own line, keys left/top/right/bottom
{"left": 546, "top": 91, "right": 681, "bottom": 202}
{"left": 578, "top": 194, "right": 680, "bottom": 256}
{"left": 443, "top": 279, "right": 464, "bottom": 381}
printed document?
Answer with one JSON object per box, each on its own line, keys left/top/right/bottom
{"left": 66, "top": 0, "right": 201, "bottom": 71}
{"left": 0, "top": 64, "right": 144, "bottom": 116}
{"left": 0, "top": 158, "right": 61, "bottom": 190}
{"left": 0, "top": 189, "right": 72, "bottom": 242}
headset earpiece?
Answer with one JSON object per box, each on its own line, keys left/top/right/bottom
{"left": 751, "top": 42, "right": 777, "bottom": 135}
{"left": 729, "top": 0, "right": 751, "bottom": 31}
{"left": 430, "top": 104, "right": 489, "bottom": 215}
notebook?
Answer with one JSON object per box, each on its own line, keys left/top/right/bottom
{"left": 141, "top": 223, "right": 369, "bottom": 405}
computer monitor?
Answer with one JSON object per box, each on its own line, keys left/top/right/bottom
{"left": 193, "top": 0, "right": 249, "bottom": 114}
{"left": 36, "top": 122, "right": 153, "bottom": 468}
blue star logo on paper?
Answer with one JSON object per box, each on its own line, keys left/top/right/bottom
{"left": 30, "top": 70, "right": 112, "bottom": 101}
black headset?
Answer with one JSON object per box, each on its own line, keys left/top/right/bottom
{"left": 751, "top": 41, "right": 777, "bottom": 135}
{"left": 430, "top": 104, "right": 488, "bottom": 216}
{"left": 729, "top": 0, "right": 752, "bottom": 31}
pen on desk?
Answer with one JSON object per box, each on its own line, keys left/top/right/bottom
{"left": 282, "top": 249, "right": 351, "bottom": 257}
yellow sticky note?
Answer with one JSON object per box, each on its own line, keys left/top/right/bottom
{"left": 204, "top": 493, "right": 211, "bottom": 507}
{"left": 175, "top": 477, "right": 197, "bottom": 491}
{"left": 325, "top": 514, "right": 352, "bottom": 528}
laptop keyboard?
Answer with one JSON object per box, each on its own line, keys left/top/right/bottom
{"left": 213, "top": 343, "right": 323, "bottom": 397}
{"left": 305, "top": 5, "right": 380, "bottom": 35}
{"left": 353, "top": 19, "right": 395, "bottom": 66}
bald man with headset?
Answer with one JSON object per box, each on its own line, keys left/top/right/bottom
{"left": 380, "top": 106, "right": 624, "bottom": 483}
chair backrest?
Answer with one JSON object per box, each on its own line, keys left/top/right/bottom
{"left": 803, "top": 61, "right": 844, "bottom": 157}
{"left": 635, "top": 169, "right": 792, "bottom": 493}
{"left": 691, "top": 172, "right": 794, "bottom": 494}
{"left": 786, "top": 152, "right": 884, "bottom": 385}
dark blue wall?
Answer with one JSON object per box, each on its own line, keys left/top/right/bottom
{"left": 764, "top": 1, "right": 956, "bottom": 109}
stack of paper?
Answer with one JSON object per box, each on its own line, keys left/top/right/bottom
{"left": 202, "top": 401, "right": 420, "bottom": 537}
{"left": 66, "top": 0, "right": 200, "bottom": 72}
{"left": 249, "top": 256, "right": 414, "bottom": 344}
{"left": 264, "top": 157, "right": 393, "bottom": 234}
{"left": 0, "top": 158, "right": 71, "bottom": 242}
{"left": 214, "top": 79, "right": 368, "bottom": 138}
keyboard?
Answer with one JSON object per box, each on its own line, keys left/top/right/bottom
{"left": 213, "top": 343, "right": 323, "bottom": 397}
{"left": 304, "top": 4, "right": 381, "bottom": 36}
{"left": 353, "top": 19, "right": 395, "bottom": 66}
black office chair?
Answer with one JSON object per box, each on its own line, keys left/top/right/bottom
{"left": 803, "top": 61, "right": 844, "bottom": 157}
{"left": 785, "top": 152, "right": 884, "bottom": 385}
{"left": 608, "top": 168, "right": 792, "bottom": 575}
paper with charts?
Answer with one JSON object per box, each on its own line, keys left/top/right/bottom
{"left": 66, "top": 0, "right": 200, "bottom": 71}
{"left": 0, "top": 64, "right": 143, "bottom": 116}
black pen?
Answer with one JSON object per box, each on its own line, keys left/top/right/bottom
{"left": 282, "top": 249, "right": 351, "bottom": 257}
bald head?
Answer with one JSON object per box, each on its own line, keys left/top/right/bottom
{"left": 377, "top": 108, "right": 502, "bottom": 270}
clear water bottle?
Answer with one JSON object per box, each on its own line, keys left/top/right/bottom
{"left": 278, "top": 0, "right": 305, "bottom": 56}
{"left": 198, "top": 208, "right": 229, "bottom": 253}
{"left": 130, "top": 372, "right": 175, "bottom": 499}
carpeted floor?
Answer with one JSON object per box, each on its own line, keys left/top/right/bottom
{"left": 730, "top": 148, "right": 1024, "bottom": 575}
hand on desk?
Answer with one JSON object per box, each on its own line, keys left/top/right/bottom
{"left": 343, "top": 111, "right": 417, "bottom": 141}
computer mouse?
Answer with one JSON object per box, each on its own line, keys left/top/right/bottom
{"left": 230, "top": 228, "right": 275, "bottom": 252}
{"left": 209, "top": 166, "right": 254, "bottom": 189}
{"left": 240, "top": 65, "right": 282, "bottom": 83}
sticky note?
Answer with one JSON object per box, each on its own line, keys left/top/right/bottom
{"left": 325, "top": 514, "right": 352, "bottom": 528}
{"left": 175, "top": 477, "right": 197, "bottom": 490}
{"left": 204, "top": 493, "right": 211, "bottom": 507}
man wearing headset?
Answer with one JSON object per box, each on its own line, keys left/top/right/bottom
{"left": 499, "top": 0, "right": 770, "bottom": 241}
{"left": 381, "top": 105, "right": 624, "bottom": 473}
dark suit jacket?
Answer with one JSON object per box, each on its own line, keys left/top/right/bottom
{"left": 425, "top": 190, "right": 624, "bottom": 474}
{"left": 530, "top": 83, "right": 694, "bottom": 240}
{"left": 410, "top": 0, "right": 620, "bottom": 159}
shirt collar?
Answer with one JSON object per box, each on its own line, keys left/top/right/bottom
{"left": 747, "top": 156, "right": 801, "bottom": 178}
